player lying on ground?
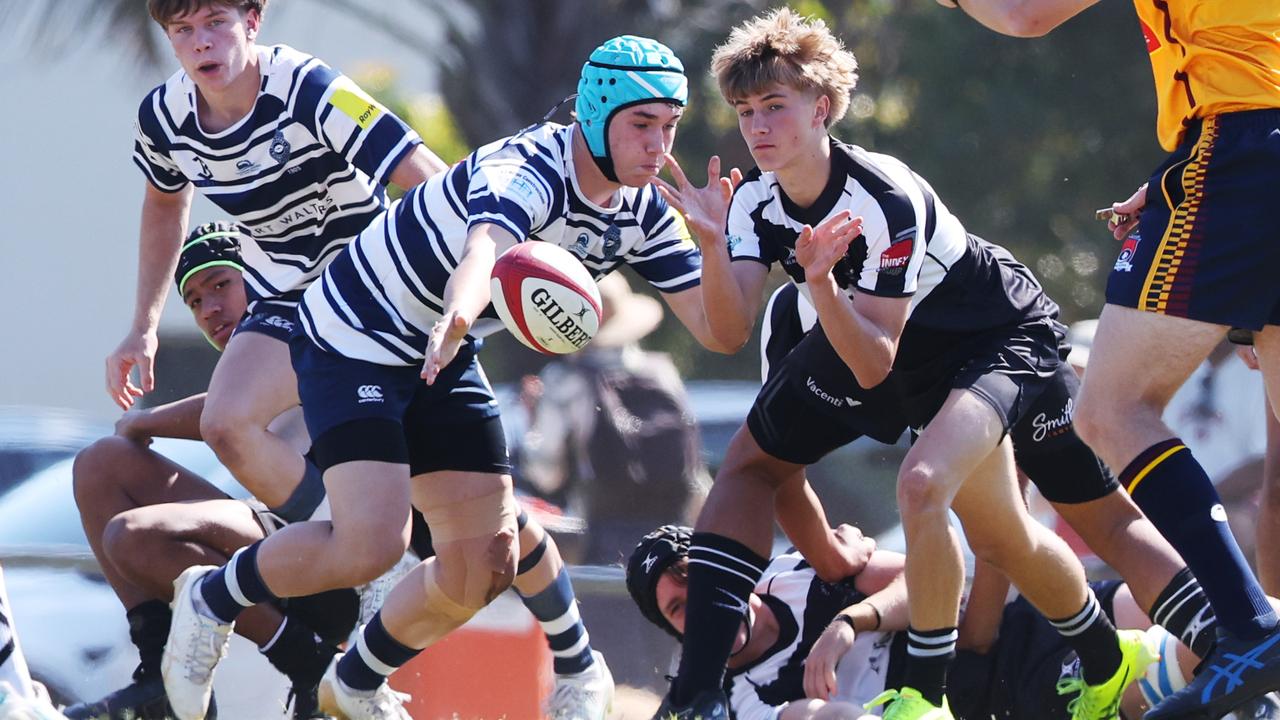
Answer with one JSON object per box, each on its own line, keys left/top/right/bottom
{"left": 627, "top": 525, "right": 1241, "bottom": 720}
{"left": 651, "top": 9, "right": 1156, "bottom": 719}
{"left": 159, "top": 33, "right": 723, "bottom": 720}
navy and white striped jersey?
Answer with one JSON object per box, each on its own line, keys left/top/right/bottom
{"left": 133, "top": 44, "right": 422, "bottom": 304}
{"left": 727, "top": 551, "right": 895, "bottom": 720}
{"left": 727, "top": 139, "right": 1057, "bottom": 371}
{"left": 299, "top": 122, "right": 701, "bottom": 366}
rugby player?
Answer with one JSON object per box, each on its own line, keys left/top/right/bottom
{"left": 935, "top": 0, "right": 1280, "bottom": 716}
{"left": 86, "top": 225, "right": 608, "bottom": 718}
{"left": 106, "top": 0, "right": 445, "bottom": 548}
{"left": 160, "top": 35, "right": 715, "bottom": 720}
{"left": 652, "top": 10, "right": 1153, "bottom": 719}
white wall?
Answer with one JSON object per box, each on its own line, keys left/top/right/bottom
{"left": 0, "top": 1, "right": 443, "bottom": 416}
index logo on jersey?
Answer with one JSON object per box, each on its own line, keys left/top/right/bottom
{"left": 879, "top": 234, "right": 913, "bottom": 275}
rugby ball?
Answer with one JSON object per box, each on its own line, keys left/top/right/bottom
{"left": 490, "top": 242, "right": 602, "bottom": 354}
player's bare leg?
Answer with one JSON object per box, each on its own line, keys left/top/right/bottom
{"left": 201, "top": 332, "right": 304, "bottom": 508}
{"left": 1078, "top": 305, "right": 1280, "bottom": 718}
{"left": 318, "top": 471, "right": 517, "bottom": 719}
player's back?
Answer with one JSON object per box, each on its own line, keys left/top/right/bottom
{"left": 1135, "top": 0, "right": 1280, "bottom": 150}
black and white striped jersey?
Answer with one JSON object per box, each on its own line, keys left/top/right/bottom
{"left": 299, "top": 122, "right": 701, "bottom": 365}
{"left": 134, "top": 44, "right": 421, "bottom": 304}
{"left": 727, "top": 550, "right": 895, "bottom": 720}
{"left": 727, "top": 139, "right": 1057, "bottom": 371}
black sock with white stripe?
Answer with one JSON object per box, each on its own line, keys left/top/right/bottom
{"left": 1149, "top": 567, "right": 1218, "bottom": 658}
{"left": 672, "top": 532, "right": 768, "bottom": 706}
{"left": 1049, "top": 588, "right": 1122, "bottom": 685}
{"left": 903, "top": 626, "right": 956, "bottom": 706}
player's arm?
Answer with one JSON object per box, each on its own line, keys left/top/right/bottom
{"left": 804, "top": 551, "right": 908, "bottom": 700}
{"left": 386, "top": 144, "right": 449, "bottom": 191}
{"left": 938, "top": 0, "right": 1100, "bottom": 38}
{"left": 106, "top": 182, "right": 194, "bottom": 410}
{"left": 776, "top": 481, "right": 875, "bottom": 582}
{"left": 660, "top": 280, "right": 753, "bottom": 354}
{"left": 957, "top": 557, "right": 1011, "bottom": 654}
{"left": 796, "top": 214, "right": 909, "bottom": 388}
{"left": 115, "top": 393, "right": 208, "bottom": 443}
{"left": 651, "top": 154, "right": 765, "bottom": 351}
{"left": 423, "top": 223, "right": 519, "bottom": 383}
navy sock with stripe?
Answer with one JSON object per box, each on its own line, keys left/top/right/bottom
{"left": 198, "top": 543, "right": 276, "bottom": 624}
{"left": 1123, "top": 439, "right": 1276, "bottom": 639}
{"left": 336, "top": 612, "right": 421, "bottom": 692}
{"left": 517, "top": 563, "right": 594, "bottom": 676}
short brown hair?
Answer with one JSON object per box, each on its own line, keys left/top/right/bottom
{"left": 711, "top": 8, "right": 858, "bottom": 127}
{"left": 148, "top": 0, "right": 267, "bottom": 28}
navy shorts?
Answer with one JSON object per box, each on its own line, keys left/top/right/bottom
{"left": 1106, "top": 109, "right": 1280, "bottom": 329}
{"left": 747, "top": 323, "right": 908, "bottom": 465}
{"left": 894, "top": 318, "right": 1063, "bottom": 435}
{"left": 290, "top": 333, "right": 508, "bottom": 477}
{"left": 233, "top": 300, "right": 300, "bottom": 343}
{"left": 1011, "top": 362, "right": 1120, "bottom": 504}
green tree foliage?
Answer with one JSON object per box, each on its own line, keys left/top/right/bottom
{"left": 12, "top": 0, "right": 1165, "bottom": 380}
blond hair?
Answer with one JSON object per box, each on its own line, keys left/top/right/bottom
{"left": 711, "top": 8, "right": 858, "bottom": 127}
{"left": 148, "top": 0, "right": 267, "bottom": 28}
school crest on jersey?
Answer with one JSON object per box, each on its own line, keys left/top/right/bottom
{"left": 269, "top": 130, "right": 291, "bottom": 165}
{"left": 602, "top": 225, "right": 622, "bottom": 259}
{"left": 1114, "top": 233, "right": 1141, "bottom": 272}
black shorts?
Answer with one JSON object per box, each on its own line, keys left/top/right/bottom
{"left": 1010, "top": 362, "right": 1120, "bottom": 504}
{"left": 291, "top": 333, "right": 509, "bottom": 477}
{"left": 949, "top": 580, "right": 1124, "bottom": 719}
{"left": 747, "top": 323, "right": 908, "bottom": 465}
{"left": 894, "top": 318, "right": 1063, "bottom": 435}
{"left": 233, "top": 300, "right": 300, "bottom": 343}
{"left": 1106, "top": 109, "right": 1280, "bottom": 329}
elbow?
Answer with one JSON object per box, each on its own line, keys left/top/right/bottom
{"left": 992, "top": 2, "right": 1061, "bottom": 37}
{"left": 855, "top": 362, "right": 893, "bottom": 390}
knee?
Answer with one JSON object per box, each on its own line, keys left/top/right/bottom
{"left": 480, "top": 526, "right": 518, "bottom": 601}
{"left": 1072, "top": 397, "right": 1110, "bottom": 450}
{"left": 199, "top": 405, "right": 253, "bottom": 457}
{"left": 896, "top": 464, "right": 951, "bottom": 519}
{"left": 102, "top": 511, "right": 155, "bottom": 568}
{"left": 341, "top": 528, "right": 410, "bottom": 587}
{"left": 72, "top": 437, "right": 132, "bottom": 510}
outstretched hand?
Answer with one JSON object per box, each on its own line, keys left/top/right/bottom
{"left": 105, "top": 330, "right": 157, "bottom": 410}
{"left": 422, "top": 311, "right": 470, "bottom": 384}
{"left": 650, "top": 153, "right": 742, "bottom": 244}
{"left": 794, "top": 211, "right": 863, "bottom": 283}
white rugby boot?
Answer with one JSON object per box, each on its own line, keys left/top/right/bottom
{"left": 317, "top": 655, "right": 412, "bottom": 720}
{"left": 547, "top": 651, "right": 615, "bottom": 720}
{"left": 161, "top": 566, "right": 232, "bottom": 720}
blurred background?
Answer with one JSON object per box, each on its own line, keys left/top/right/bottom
{"left": 0, "top": 0, "right": 1159, "bottom": 411}
{"left": 0, "top": 0, "right": 1170, "bottom": 714}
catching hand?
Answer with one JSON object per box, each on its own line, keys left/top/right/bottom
{"left": 794, "top": 211, "right": 863, "bottom": 282}
{"left": 650, "top": 154, "right": 742, "bottom": 245}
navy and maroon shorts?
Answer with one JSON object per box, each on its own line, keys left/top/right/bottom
{"left": 1106, "top": 109, "right": 1280, "bottom": 329}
